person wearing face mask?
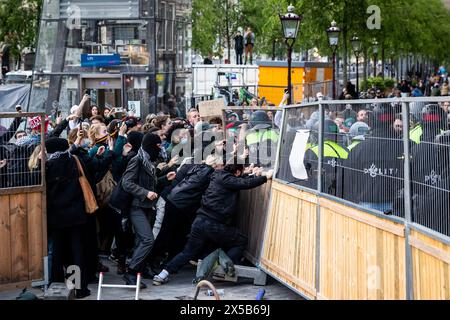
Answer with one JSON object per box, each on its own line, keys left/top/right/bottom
{"left": 121, "top": 133, "right": 176, "bottom": 288}
{"left": 153, "top": 163, "right": 272, "bottom": 285}
{"left": 149, "top": 154, "right": 224, "bottom": 272}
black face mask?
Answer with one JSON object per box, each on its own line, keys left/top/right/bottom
{"left": 148, "top": 145, "right": 161, "bottom": 162}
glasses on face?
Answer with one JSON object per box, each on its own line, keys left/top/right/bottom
{"left": 16, "top": 134, "right": 26, "bottom": 140}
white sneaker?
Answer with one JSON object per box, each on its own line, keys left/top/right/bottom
{"left": 153, "top": 274, "right": 169, "bottom": 286}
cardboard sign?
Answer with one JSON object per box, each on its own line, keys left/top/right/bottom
{"left": 198, "top": 99, "right": 225, "bottom": 118}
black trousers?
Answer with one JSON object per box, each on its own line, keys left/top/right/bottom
{"left": 236, "top": 51, "right": 243, "bottom": 65}
{"left": 151, "top": 200, "right": 199, "bottom": 261}
{"left": 86, "top": 214, "right": 99, "bottom": 280}
{"left": 165, "top": 215, "right": 247, "bottom": 274}
{"left": 51, "top": 224, "right": 89, "bottom": 290}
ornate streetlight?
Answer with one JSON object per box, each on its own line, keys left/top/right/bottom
{"left": 372, "top": 38, "right": 379, "bottom": 77}
{"left": 327, "top": 21, "right": 340, "bottom": 99}
{"left": 279, "top": 4, "right": 302, "bottom": 105}
{"left": 350, "top": 34, "right": 362, "bottom": 97}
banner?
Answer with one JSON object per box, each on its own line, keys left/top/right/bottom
{"left": 289, "top": 130, "right": 310, "bottom": 180}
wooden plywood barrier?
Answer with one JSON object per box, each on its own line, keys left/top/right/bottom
{"left": 410, "top": 229, "right": 450, "bottom": 300}
{"left": 237, "top": 181, "right": 272, "bottom": 264}
{"left": 260, "top": 181, "right": 318, "bottom": 299}
{"left": 0, "top": 191, "right": 46, "bottom": 291}
{"left": 317, "top": 198, "right": 406, "bottom": 300}
{"left": 258, "top": 181, "right": 412, "bottom": 300}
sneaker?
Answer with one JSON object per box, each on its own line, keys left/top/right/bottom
{"left": 108, "top": 254, "right": 119, "bottom": 264}
{"left": 123, "top": 273, "right": 147, "bottom": 289}
{"left": 75, "top": 288, "right": 91, "bottom": 299}
{"left": 152, "top": 274, "right": 169, "bottom": 286}
{"left": 97, "top": 262, "right": 109, "bottom": 273}
{"left": 117, "top": 263, "right": 127, "bottom": 275}
{"left": 141, "top": 267, "right": 156, "bottom": 279}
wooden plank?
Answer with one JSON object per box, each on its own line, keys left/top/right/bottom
{"left": 318, "top": 197, "right": 405, "bottom": 237}
{"left": 316, "top": 292, "right": 328, "bottom": 300}
{"left": 409, "top": 236, "right": 450, "bottom": 264}
{"left": 27, "top": 192, "right": 43, "bottom": 281}
{"left": 0, "top": 195, "right": 11, "bottom": 284}
{"left": 0, "top": 112, "right": 44, "bottom": 119}
{"left": 10, "top": 194, "right": 29, "bottom": 282}
{"left": 260, "top": 257, "right": 317, "bottom": 297}
{"left": 272, "top": 181, "right": 318, "bottom": 203}
{"left": 0, "top": 280, "right": 32, "bottom": 292}
{"left": 0, "top": 186, "right": 44, "bottom": 196}
{"left": 41, "top": 192, "right": 48, "bottom": 258}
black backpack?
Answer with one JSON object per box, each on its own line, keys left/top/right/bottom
{"left": 109, "top": 177, "right": 133, "bottom": 217}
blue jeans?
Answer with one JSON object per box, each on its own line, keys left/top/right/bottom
{"left": 359, "top": 202, "right": 393, "bottom": 213}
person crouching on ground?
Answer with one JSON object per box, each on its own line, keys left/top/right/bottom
{"left": 122, "top": 133, "right": 176, "bottom": 288}
{"left": 153, "top": 163, "right": 273, "bottom": 285}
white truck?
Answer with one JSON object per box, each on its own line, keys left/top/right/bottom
{"left": 191, "top": 64, "right": 259, "bottom": 104}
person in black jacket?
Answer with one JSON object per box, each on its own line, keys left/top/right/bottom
{"left": 121, "top": 133, "right": 175, "bottom": 288}
{"left": 149, "top": 154, "right": 224, "bottom": 268}
{"left": 45, "top": 137, "right": 91, "bottom": 299}
{"left": 153, "top": 163, "right": 272, "bottom": 285}
{"left": 234, "top": 30, "right": 244, "bottom": 65}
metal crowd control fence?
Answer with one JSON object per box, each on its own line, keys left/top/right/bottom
{"left": 222, "top": 107, "right": 280, "bottom": 170}
{"left": 272, "top": 96, "right": 450, "bottom": 299}
{"left": 0, "top": 112, "right": 47, "bottom": 290}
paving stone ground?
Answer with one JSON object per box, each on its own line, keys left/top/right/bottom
{"left": 0, "top": 257, "right": 302, "bottom": 301}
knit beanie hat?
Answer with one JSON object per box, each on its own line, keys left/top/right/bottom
{"left": 127, "top": 131, "right": 144, "bottom": 153}
{"left": 45, "top": 137, "right": 69, "bottom": 154}
{"left": 141, "top": 133, "right": 161, "bottom": 161}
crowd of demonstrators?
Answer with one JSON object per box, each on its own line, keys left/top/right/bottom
{"left": 0, "top": 94, "right": 277, "bottom": 295}
{"left": 357, "top": 72, "right": 449, "bottom": 100}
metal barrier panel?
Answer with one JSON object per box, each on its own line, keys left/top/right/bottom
{"left": 409, "top": 99, "right": 450, "bottom": 236}
{"left": 276, "top": 96, "right": 450, "bottom": 239}
{"left": 0, "top": 113, "right": 46, "bottom": 190}
{"left": 223, "top": 107, "right": 280, "bottom": 170}
{"left": 0, "top": 112, "right": 47, "bottom": 289}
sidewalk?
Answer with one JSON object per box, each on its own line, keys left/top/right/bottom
{"left": 0, "top": 257, "right": 301, "bottom": 300}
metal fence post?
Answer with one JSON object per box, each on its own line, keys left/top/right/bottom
{"left": 315, "top": 102, "right": 324, "bottom": 296}
{"left": 401, "top": 101, "right": 414, "bottom": 300}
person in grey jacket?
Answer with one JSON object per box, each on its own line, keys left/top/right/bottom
{"left": 122, "top": 133, "right": 175, "bottom": 288}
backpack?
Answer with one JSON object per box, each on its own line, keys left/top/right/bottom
{"left": 109, "top": 177, "right": 133, "bottom": 217}
{"left": 96, "top": 170, "right": 117, "bottom": 208}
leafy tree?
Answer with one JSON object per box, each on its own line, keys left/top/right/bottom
{"left": 0, "top": 0, "right": 42, "bottom": 60}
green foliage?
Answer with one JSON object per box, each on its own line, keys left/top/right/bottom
{"left": 0, "top": 0, "right": 42, "bottom": 59}
{"left": 360, "top": 77, "right": 396, "bottom": 91}
{"left": 192, "top": 0, "right": 450, "bottom": 68}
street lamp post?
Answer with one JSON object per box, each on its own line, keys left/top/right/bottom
{"left": 372, "top": 38, "right": 379, "bottom": 77}
{"left": 279, "top": 4, "right": 302, "bottom": 105}
{"left": 350, "top": 34, "right": 362, "bottom": 97}
{"left": 327, "top": 21, "right": 341, "bottom": 99}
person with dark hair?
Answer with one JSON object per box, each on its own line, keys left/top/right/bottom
{"left": 90, "top": 115, "right": 105, "bottom": 126}
{"left": 45, "top": 137, "right": 91, "bottom": 299}
{"left": 121, "top": 133, "right": 176, "bottom": 288}
{"left": 149, "top": 154, "right": 224, "bottom": 270}
{"left": 233, "top": 30, "right": 244, "bottom": 65}
{"left": 153, "top": 162, "right": 272, "bottom": 285}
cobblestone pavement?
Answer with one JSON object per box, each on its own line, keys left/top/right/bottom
{"left": 0, "top": 257, "right": 302, "bottom": 300}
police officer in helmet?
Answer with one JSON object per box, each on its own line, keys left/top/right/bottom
{"left": 246, "top": 110, "right": 279, "bottom": 168}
